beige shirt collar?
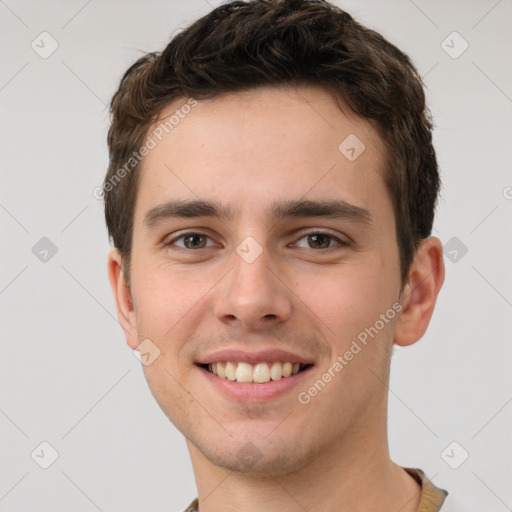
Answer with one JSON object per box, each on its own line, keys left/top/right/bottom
{"left": 183, "top": 467, "right": 448, "bottom": 512}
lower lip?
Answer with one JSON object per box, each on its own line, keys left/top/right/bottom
{"left": 197, "top": 365, "right": 314, "bottom": 403}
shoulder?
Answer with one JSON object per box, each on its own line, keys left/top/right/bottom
{"left": 403, "top": 467, "right": 448, "bottom": 512}
{"left": 182, "top": 497, "right": 198, "bottom": 512}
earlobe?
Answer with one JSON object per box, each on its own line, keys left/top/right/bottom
{"left": 107, "top": 248, "right": 139, "bottom": 349}
{"left": 393, "top": 237, "right": 445, "bottom": 347}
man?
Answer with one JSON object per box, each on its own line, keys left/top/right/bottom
{"left": 104, "top": 0, "right": 447, "bottom": 510}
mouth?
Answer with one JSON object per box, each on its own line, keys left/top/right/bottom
{"left": 194, "top": 348, "right": 316, "bottom": 401}
{"left": 197, "top": 361, "right": 314, "bottom": 384}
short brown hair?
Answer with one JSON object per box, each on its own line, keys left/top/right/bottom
{"left": 103, "top": 0, "right": 440, "bottom": 289}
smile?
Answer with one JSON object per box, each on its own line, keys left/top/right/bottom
{"left": 201, "top": 361, "right": 312, "bottom": 384}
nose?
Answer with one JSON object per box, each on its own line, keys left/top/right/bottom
{"left": 213, "top": 246, "right": 293, "bottom": 330}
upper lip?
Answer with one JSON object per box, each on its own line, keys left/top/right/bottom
{"left": 195, "top": 348, "right": 315, "bottom": 365}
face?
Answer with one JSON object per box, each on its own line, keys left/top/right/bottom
{"left": 114, "top": 85, "right": 406, "bottom": 475}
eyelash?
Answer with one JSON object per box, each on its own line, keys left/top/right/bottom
{"left": 163, "top": 230, "right": 350, "bottom": 251}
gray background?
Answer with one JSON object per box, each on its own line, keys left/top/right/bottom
{"left": 1, "top": 0, "right": 511, "bottom": 510}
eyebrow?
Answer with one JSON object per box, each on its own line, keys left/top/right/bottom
{"left": 143, "top": 198, "right": 373, "bottom": 229}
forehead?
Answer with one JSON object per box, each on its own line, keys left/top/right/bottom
{"left": 135, "top": 84, "right": 389, "bottom": 223}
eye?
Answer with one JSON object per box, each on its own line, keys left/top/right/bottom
{"left": 165, "top": 232, "right": 216, "bottom": 250}
{"left": 163, "top": 230, "right": 349, "bottom": 252}
{"left": 293, "top": 231, "right": 349, "bottom": 250}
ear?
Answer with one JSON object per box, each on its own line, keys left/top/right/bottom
{"left": 393, "top": 236, "right": 445, "bottom": 347}
{"left": 107, "top": 248, "right": 139, "bottom": 350}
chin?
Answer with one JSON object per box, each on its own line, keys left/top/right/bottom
{"left": 192, "top": 432, "right": 309, "bottom": 477}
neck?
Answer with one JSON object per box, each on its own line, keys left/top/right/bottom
{"left": 187, "top": 397, "right": 421, "bottom": 512}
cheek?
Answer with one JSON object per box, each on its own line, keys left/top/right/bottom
{"left": 292, "top": 259, "right": 397, "bottom": 343}
{"left": 132, "top": 262, "right": 217, "bottom": 354}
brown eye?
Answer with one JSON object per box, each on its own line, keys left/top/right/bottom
{"left": 182, "top": 234, "right": 207, "bottom": 249}
{"left": 165, "top": 232, "right": 215, "bottom": 250}
{"left": 294, "top": 232, "right": 347, "bottom": 250}
{"left": 307, "top": 233, "right": 331, "bottom": 249}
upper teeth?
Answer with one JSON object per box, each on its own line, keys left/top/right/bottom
{"left": 208, "top": 361, "right": 303, "bottom": 383}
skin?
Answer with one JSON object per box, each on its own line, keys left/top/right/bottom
{"left": 108, "top": 84, "right": 444, "bottom": 512}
